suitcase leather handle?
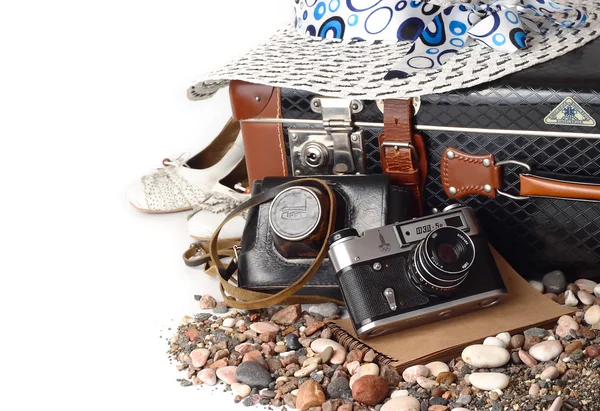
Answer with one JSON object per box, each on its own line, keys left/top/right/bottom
{"left": 442, "top": 148, "right": 600, "bottom": 202}
{"left": 520, "top": 173, "right": 600, "bottom": 201}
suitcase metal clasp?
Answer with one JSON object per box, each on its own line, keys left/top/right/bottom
{"left": 288, "top": 97, "right": 366, "bottom": 176}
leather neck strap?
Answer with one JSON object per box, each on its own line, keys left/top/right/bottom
{"left": 379, "top": 99, "right": 427, "bottom": 214}
{"left": 209, "top": 178, "right": 345, "bottom": 309}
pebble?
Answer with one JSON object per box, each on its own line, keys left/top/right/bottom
{"left": 578, "top": 290, "right": 596, "bottom": 305}
{"left": 310, "top": 339, "right": 346, "bottom": 365}
{"left": 381, "top": 396, "right": 421, "bottom": 411}
{"left": 543, "top": 270, "right": 567, "bottom": 294}
{"left": 518, "top": 350, "right": 538, "bottom": 367}
{"left": 575, "top": 279, "right": 598, "bottom": 294}
{"left": 213, "top": 305, "right": 229, "bottom": 314}
{"left": 524, "top": 328, "right": 548, "bottom": 339}
{"left": 469, "top": 373, "right": 510, "bottom": 391}
{"left": 556, "top": 315, "right": 579, "bottom": 338}
{"left": 483, "top": 337, "right": 506, "bottom": 347}
{"left": 236, "top": 361, "right": 272, "bottom": 388}
{"left": 564, "top": 290, "right": 579, "bottom": 306}
{"left": 565, "top": 340, "right": 583, "bottom": 354}
{"left": 197, "top": 368, "right": 217, "bottom": 385}
{"left": 250, "top": 322, "right": 279, "bottom": 334}
{"left": 199, "top": 295, "right": 217, "bottom": 309}
{"left": 231, "top": 383, "right": 252, "bottom": 399}
{"left": 346, "top": 361, "right": 360, "bottom": 375}
{"left": 540, "top": 366, "right": 559, "bottom": 380}
{"left": 402, "top": 365, "right": 430, "bottom": 383}
{"left": 416, "top": 376, "right": 437, "bottom": 390}
{"left": 425, "top": 361, "right": 449, "bottom": 377}
{"left": 594, "top": 283, "right": 600, "bottom": 298}
{"left": 296, "top": 380, "right": 326, "bottom": 411}
{"left": 380, "top": 364, "right": 401, "bottom": 387}
{"left": 358, "top": 363, "right": 380, "bottom": 378}
{"left": 547, "top": 396, "right": 563, "bottom": 411}
{"left": 319, "top": 346, "right": 334, "bottom": 363}
{"left": 529, "top": 340, "right": 564, "bottom": 362}
{"left": 285, "top": 334, "right": 302, "bottom": 351}
{"left": 584, "top": 305, "right": 600, "bottom": 325}
{"left": 221, "top": 318, "right": 236, "bottom": 328}
{"left": 216, "top": 366, "right": 238, "bottom": 385}
{"left": 545, "top": 293, "right": 559, "bottom": 302}
{"left": 295, "top": 363, "right": 319, "bottom": 378}
{"left": 308, "top": 303, "right": 340, "bottom": 318}
{"left": 456, "top": 394, "right": 471, "bottom": 405}
{"left": 495, "top": 332, "right": 511, "bottom": 347}
{"left": 364, "top": 350, "right": 377, "bottom": 362}
{"left": 190, "top": 348, "right": 210, "bottom": 368}
{"left": 451, "top": 409, "right": 469, "bottom": 411}
{"left": 271, "top": 304, "right": 302, "bottom": 326}
{"left": 461, "top": 345, "right": 510, "bottom": 368}
{"left": 326, "top": 377, "right": 349, "bottom": 399}
{"left": 529, "top": 382, "right": 540, "bottom": 396}
{"left": 391, "top": 390, "right": 409, "bottom": 398}
{"left": 351, "top": 375, "right": 389, "bottom": 405}
{"left": 529, "top": 280, "right": 544, "bottom": 293}
{"left": 436, "top": 372, "right": 457, "bottom": 385}
{"left": 510, "top": 334, "right": 525, "bottom": 349}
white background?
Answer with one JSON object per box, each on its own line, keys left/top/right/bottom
{"left": 0, "top": 2, "right": 294, "bottom": 410}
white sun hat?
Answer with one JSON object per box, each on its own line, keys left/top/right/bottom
{"left": 187, "top": 0, "right": 599, "bottom": 101}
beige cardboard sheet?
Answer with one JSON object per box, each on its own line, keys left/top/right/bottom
{"left": 332, "top": 247, "right": 571, "bottom": 370}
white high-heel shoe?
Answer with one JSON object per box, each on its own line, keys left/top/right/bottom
{"left": 127, "top": 118, "right": 243, "bottom": 213}
{"left": 187, "top": 158, "right": 250, "bottom": 241}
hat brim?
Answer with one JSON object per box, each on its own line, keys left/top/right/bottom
{"left": 188, "top": 0, "right": 600, "bottom": 101}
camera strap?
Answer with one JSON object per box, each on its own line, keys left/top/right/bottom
{"left": 208, "top": 178, "right": 345, "bottom": 310}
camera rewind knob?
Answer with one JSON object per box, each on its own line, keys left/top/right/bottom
{"left": 384, "top": 288, "right": 397, "bottom": 311}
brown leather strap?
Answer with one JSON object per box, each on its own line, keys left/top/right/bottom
{"left": 183, "top": 239, "right": 240, "bottom": 276}
{"left": 520, "top": 174, "right": 600, "bottom": 201}
{"left": 441, "top": 148, "right": 503, "bottom": 199}
{"left": 209, "top": 178, "right": 344, "bottom": 309}
{"left": 379, "top": 100, "right": 427, "bottom": 215}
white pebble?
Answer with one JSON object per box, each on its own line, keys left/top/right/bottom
{"left": 548, "top": 397, "right": 563, "bottom": 411}
{"left": 529, "top": 280, "right": 544, "bottom": 293}
{"left": 231, "top": 383, "right": 251, "bottom": 399}
{"left": 249, "top": 322, "right": 279, "bottom": 334}
{"left": 391, "top": 390, "right": 409, "bottom": 398}
{"left": 564, "top": 290, "right": 579, "bottom": 307}
{"left": 416, "top": 376, "right": 437, "bottom": 390}
{"left": 491, "top": 389, "right": 503, "bottom": 396}
{"left": 540, "top": 366, "right": 559, "bottom": 380}
{"left": 222, "top": 318, "right": 236, "bottom": 328}
{"left": 346, "top": 361, "right": 360, "bottom": 375}
{"left": 425, "top": 361, "right": 450, "bottom": 377}
{"left": 235, "top": 319, "right": 245, "bottom": 328}
{"left": 461, "top": 344, "right": 510, "bottom": 368}
{"left": 495, "top": 332, "right": 511, "bottom": 347}
{"left": 381, "top": 397, "right": 421, "bottom": 411}
{"left": 575, "top": 279, "right": 598, "bottom": 293}
{"left": 469, "top": 372, "right": 510, "bottom": 391}
{"left": 310, "top": 338, "right": 346, "bottom": 365}
{"left": 358, "top": 363, "right": 379, "bottom": 377}
{"left": 594, "top": 283, "right": 600, "bottom": 299}
{"left": 484, "top": 337, "right": 506, "bottom": 348}
{"left": 291, "top": 389, "right": 299, "bottom": 396}
{"left": 578, "top": 290, "right": 596, "bottom": 305}
{"left": 529, "top": 340, "right": 564, "bottom": 362}
{"left": 402, "top": 365, "right": 430, "bottom": 383}
{"left": 585, "top": 305, "right": 600, "bottom": 325}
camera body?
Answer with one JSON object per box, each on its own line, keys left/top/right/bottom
{"left": 328, "top": 206, "right": 508, "bottom": 339}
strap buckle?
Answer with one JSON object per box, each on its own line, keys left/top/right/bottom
{"left": 232, "top": 245, "right": 241, "bottom": 263}
{"left": 495, "top": 160, "right": 532, "bottom": 201}
{"left": 381, "top": 141, "right": 419, "bottom": 164}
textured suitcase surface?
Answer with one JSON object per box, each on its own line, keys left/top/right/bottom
{"left": 281, "top": 39, "right": 600, "bottom": 279}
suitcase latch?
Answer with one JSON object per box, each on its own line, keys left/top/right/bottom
{"left": 288, "top": 97, "right": 366, "bottom": 176}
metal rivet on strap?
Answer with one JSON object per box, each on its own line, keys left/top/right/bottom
{"left": 449, "top": 187, "right": 457, "bottom": 195}
{"left": 373, "top": 262, "right": 382, "bottom": 271}
{"left": 446, "top": 151, "right": 455, "bottom": 160}
{"left": 483, "top": 159, "right": 491, "bottom": 167}
{"left": 255, "top": 96, "right": 261, "bottom": 102}
{"left": 484, "top": 184, "right": 492, "bottom": 193}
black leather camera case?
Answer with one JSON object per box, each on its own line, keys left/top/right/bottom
{"left": 237, "top": 175, "right": 412, "bottom": 301}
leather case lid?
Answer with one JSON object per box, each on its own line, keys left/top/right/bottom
{"left": 237, "top": 175, "right": 398, "bottom": 296}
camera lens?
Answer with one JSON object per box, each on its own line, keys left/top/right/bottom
{"left": 408, "top": 227, "right": 475, "bottom": 297}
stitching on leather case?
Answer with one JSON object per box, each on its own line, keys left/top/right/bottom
{"left": 275, "top": 88, "right": 286, "bottom": 175}
{"left": 442, "top": 152, "right": 487, "bottom": 195}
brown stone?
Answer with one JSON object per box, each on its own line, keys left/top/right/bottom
{"left": 510, "top": 334, "right": 525, "bottom": 349}
{"left": 351, "top": 375, "right": 389, "bottom": 405}
{"left": 199, "top": 295, "right": 217, "bottom": 309}
{"left": 347, "top": 349, "right": 365, "bottom": 363}
{"left": 272, "top": 305, "right": 302, "bottom": 326}
{"left": 209, "top": 359, "right": 228, "bottom": 369}
{"left": 260, "top": 331, "right": 277, "bottom": 343}
{"left": 428, "top": 406, "right": 448, "bottom": 411}
{"left": 283, "top": 393, "right": 297, "bottom": 409}
{"left": 262, "top": 343, "right": 275, "bottom": 357}
{"left": 567, "top": 283, "right": 580, "bottom": 294}
{"left": 322, "top": 399, "right": 344, "bottom": 411}
{"left": 242, "top": 350, "right": 268, "bottom": 369}
{"left": 582, "top": 327, "right": 597, "bottom": 340}
{"left": 436, "top": 372, "right": 457, "bottom": 385}
{"left": 379, "top": 364, "right": 401, "bottom": 387}
{"left": 214, "top": 349, "right": 229, "bottom": 362}
{"left": 442, "top": 391, "right": 452, "bottom": 400}
{"left": 296, "top": 380, "right": 326, "bottom": 411}
{"left": 185, "top": 327, "right": 199, "bottom": 341}
{"left": 431, "top": 387, "right": 446, "bottom": 397}
{"left": 585, "top": 344, "right": 600, "bottom": 357}
{"left": 337, "top": 405, "right": 352, "bottom": 411}
{"left": 249, "top": 313, "right": 261, "bottom": 322}
{"left": 565, "top": 340, "right": 583, "bottom": 354}
{"left": 267, "top": 358, "right": 283, "bottom": 373}
{"left": 523, "top": 335, "right": 541, "bottom": 351}
{"left": 282, "top": 327, "right": 296, "bottom": 336}
{"left": 304, "top": 321, "right": 326, "bottom": 336}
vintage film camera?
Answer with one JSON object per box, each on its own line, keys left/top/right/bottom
{"left": 328, "top": 206, "right": 509, "bottom": 339}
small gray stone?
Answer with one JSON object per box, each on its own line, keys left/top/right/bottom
{"left": 285, "top": 334, "right": 302, "bottom": 351}
{"left": 213, "top": 305, "right": 229, "bottom": 314}
{"left": 524, "top": 328, "right": 549, "bottom": 339}
{"left": 236, "top": 361, "right": 273, "bottom": 388}
{"left": 308, "top": 303, "right": 340, "bottom": 318}
{"left": 327, "top": 377, "right": 350, "bottom": 399}
{"left": 194, "top": 313, "right": 212, "bottom": 322}
{"left": 430, "top": 397, "right": 449, "bottom": 406}
{"left": 543, "top": 270, "right": 567, "bottom": 294}
{"left": 179, "top": 379, "right": 193, "bottom": 387}
{"left": 457, "top": 394, "right": 472, "bottom": 405}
